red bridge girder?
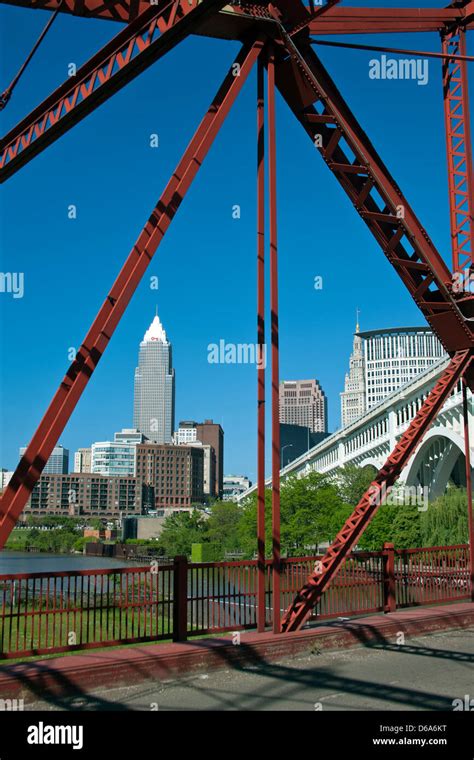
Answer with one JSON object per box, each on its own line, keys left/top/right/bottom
{"left": 0, "top": 0, "right": 473, "bottom": 633}
{"left": 274, "top": 34, "right": 474, "bottom": 362}
{"left": 0, "top": 0, "right": 472, "bottom": 33}
{"left": 0, "top": 0, "right": 229, "bottom": 181}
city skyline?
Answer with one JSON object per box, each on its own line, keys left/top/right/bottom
{"left": 0, "top": 6, "right": 458, "bottom": 481}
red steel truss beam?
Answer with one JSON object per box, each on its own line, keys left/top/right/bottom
{"left": 309, "top": 5, "right": 474, "bottom": 36}
{"left": 1, "top": 1, "right": 472, "bottom": 33}
{"left": 3, "top": 0, "right": 473, "bottom": 182}
{"left": 462, "top": 378, "right": 474, "bottom": 601}
{"left": 282, "top": 348, "right": 472, "bottom": 632}
{"left": 0, "top": 0, "right": 228, "bottom": 182}
{"left": 274, "top": 36, "right": 474, "bottom": 361}
{"left": 442, "top": 27, "right": 474, "bottom": 274}
{"left": 0, "top": 38, "right": 264, "bottom": 547}
{"left": 256, "top": 53, "right": 266, "bottom": 633}
{"left": 268, "top": 44, "right": 281, "bottom": 634}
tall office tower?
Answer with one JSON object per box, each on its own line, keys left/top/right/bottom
{"left": 279, "top": 380, "right": 328, "bottom": 434}
{"left": 20, "top": 444, "right": 69, "bottom": 474}
{"left": 133, "top": 312, "right": 175, "bottom": 444}
{"left": 341, "top": 316, "right": 366, "bottom": 427}
{"left": 361, "top": 326, "right": 445, "bottom": 409}
{"left": 74, "top": 448, "right": 92, "bottom": 473}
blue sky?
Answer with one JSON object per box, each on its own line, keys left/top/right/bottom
{"left": 0, "top": 0, "right": 472, "bottom": 482}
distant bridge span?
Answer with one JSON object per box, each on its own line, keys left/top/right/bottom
{"left": 239, "top": 358, "right": 474, "bottom": 502}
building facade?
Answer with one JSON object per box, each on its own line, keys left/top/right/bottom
{"left": 174, "top": 419, "right": 224, "bottom": 498}
{"left": 133, "top": 313, "right": 175, "bottom": 444}
{"left": 24, "top": 473, "right": 141, "bottom": 517}
{"left": 341, "top": 325, "right": 446, "bottom": 426}
{"left": 20, "top": 444, "right": 69, "bottom": 475}
{"left": 341, "top": 319, "right": 366, "bottom": 427}
{"left": 173, "top": 421, "right": 198, "bottom": 445}
{"left": 279, "top": 380, "right": 328, "bottom": 434}
{"left": 90, "top": 429, "right": 147, "bottom": 477}
{"left": 136, "top": 443, "right": 204, "bottom": 509}
{"left": 361, "top": 327, "right": 445, "bottom": 409}
{"left": 280, "top": 424, "right": 329, "bottom": 467}
{"left": 223, "top": 475, "right": 252, "bottom": 501}
{"left": 187, "top": 442, "right": 216, "bottom": 499}
{"left": 73, "top": 448, "right": 91, "bottom": 473}
{"left": 195, "top": 420, "right": 223, "bottom": 498}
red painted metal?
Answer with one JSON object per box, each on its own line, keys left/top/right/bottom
{"left": 274, "top": 35, "right": 474, "bottom": 360}
{"left": 1, "top": 1, "right": 471, "bottom": 33}
{"left": 256, "top": 53, "right": 266, "bottom": 633}
{"left": 0, "top": 39, "right": 264, "bottom": 548}
{"left": 462, "top": 379, "right": 474, "bottom": 601}
{"left": 442, "top": 27, "right": 474, "bottom": 275}
{"left": 382, "top": 542, "right": 396, "bottom": 613}
{"left": 1, "top": 0, "right": 473, "bottom": 634}
{"left": 0, "top": 3, "right": 61, "bottom": 110}
{"left": 0, "top": 0, "right": 228, "bottom": 182}
{"left": 312, "top": 38, "right": 474, "bottom": 63}
{"left": 1, "top": 545, "right": 469, "bottom": 658}
{"left": 281, "top": 349, "right": 472, "bottom": 632}
{"left": 268, "top": 44, "right": 281, "bottom": 635}
{"left": 2, "top": 2, "right": 472, "bottom": 183}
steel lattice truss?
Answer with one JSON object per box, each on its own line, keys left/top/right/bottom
{"left": 0, "top": 0, "right": 473, "bottom": 633}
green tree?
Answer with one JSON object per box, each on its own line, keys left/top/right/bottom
{"left": 420, "top": 487, "right": 469, "bottom": 546}
{"left": 238, "top": 472, "right": 347, "bottom": 557}
{"left": 157, "top": 510, "right": 207, "bottom": 557}
{"left": 336, "top": 464, "right": 376, "bottom": 505}
{"left": 204, "top": 501, "right": 242, "bottom": 555}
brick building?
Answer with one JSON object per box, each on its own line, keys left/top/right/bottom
{"left": 136, "top": 443, "right": 204, "bottom": 509}
{"left": 24, "top": 473, "right": 141, "bottom": 518}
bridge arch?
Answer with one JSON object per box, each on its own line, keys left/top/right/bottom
{"left": 403, "top": 428, "right": 469, "bottom": 500}
{"left": 354, "top": 456, "right": 384, "bottom": 473}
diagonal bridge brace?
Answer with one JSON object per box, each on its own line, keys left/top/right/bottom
{"left": 273, "top": 31, "right": 474, "bottom": 362}
{"left": 0, "top": 0, "right": 229, "bottom": 182}
{"left": 281, "top": 348, "right": 473, "bottom": 632}
{"left": 0, "top": 37, "right": 264, "bottom": 547}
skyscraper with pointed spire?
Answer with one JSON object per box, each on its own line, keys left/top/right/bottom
{"left": 340, "top": 313, "right": 366, "bottom": 428}
{"left": 133, "top": 311, "right": 175, "bottom": 443}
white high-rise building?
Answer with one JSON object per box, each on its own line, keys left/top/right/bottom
{"left": 341, "top": 324, "right": 446, "bottom": 427}
{"left": 133, "top": 313, "right": 175, "bottom": 444}
{"left": 341, "top": 317, "right": 366, "bottom": 427}
{"left": 362, "top": 327, "right": 445, "bottom": 408}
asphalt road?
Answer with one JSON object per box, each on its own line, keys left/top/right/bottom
{"left": 24, "top": 627, "right": 474, "bottom": 712}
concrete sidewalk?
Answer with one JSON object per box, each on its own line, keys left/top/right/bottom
{"left": 1, "top": 603, "right": 473, "bottom": 702}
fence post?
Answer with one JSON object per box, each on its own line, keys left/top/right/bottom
{"left": 173, "top": 555, "right": 188, "bottom": 642}
{"left": 383, "top": 542, "right": 396, "bottom": 613}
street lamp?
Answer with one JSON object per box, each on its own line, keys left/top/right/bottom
{"left": 281, "top": 444, "right": 293, "bottom": 467}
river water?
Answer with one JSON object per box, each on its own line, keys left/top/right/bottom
{"left": 0, "top": 551, "right": 130, "bottom": 575}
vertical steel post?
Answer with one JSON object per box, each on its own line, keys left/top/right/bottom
{"left": 382, "top": 541, "right": 396, "bottom": 613}
{"left": 442, "top": 27, "right": 474, "bottom": 275}
{"left": 268, "top": 45, "right": 281, "bottom": 634}
{"left": 257, "top": 53, "right": 266, "bottom": 633}
{"left": 173, "top": 554, "right": 188, "bottom": 642}
{"left": 462, "top": 378, "right": 474, "bottom": 602}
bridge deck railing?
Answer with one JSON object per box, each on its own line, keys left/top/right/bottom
{"left": 0, "top": 544, "right": 469, "bottom": 658}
